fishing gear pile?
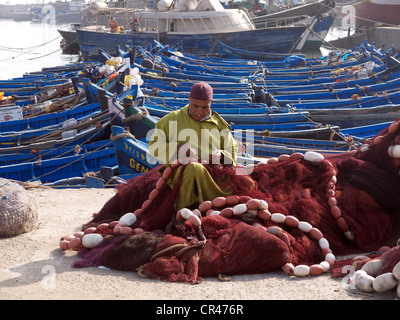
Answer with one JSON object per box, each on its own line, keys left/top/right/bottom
{"left": 59, "top": 118, "right": 400, "bottom": 295}
{"left": 0, "top": 178, "right": 38, "bottom": 237}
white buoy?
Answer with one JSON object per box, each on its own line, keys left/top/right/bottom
{"left": 304, "top": 151, "right": 324, "bottom": 163}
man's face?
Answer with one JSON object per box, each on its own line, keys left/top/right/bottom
{"left": 188, "top": 97, "right": 211, "bottom": 121}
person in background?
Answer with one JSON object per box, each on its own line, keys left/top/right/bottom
{"left": 110, "top": 17, "right": 119, "bottom": 33}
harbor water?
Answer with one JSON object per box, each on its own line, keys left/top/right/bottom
{"left": 0, "top": 19, "right": 80, "bottom": 80}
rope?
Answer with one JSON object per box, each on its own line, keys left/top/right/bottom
{"left": 110, "top": 130, "right": 138, "bottom": 142}
{"left": 28, "top": 47, "right": 62, "bottom": 61}
{"left": 0, "top": 35, "right": 63, "bottom": 62}
{"left": 25, "top": 138, "right": 115, "bottom": 184}
{"left": 306, "top": 24, "right": 340, "bottom": 51}
{"left": 135, "top": 238, "right": 206, "bottom": 278}
{"left": 122, "top": 107, "right": 149, "bottom": 123}
{"left": 294, "top": 110, "right": 359, "bottom": 148}
{"left": 0, "top": 35, "right": 62, "bottom": 51}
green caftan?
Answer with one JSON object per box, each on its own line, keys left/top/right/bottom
{"left": 148, "top": 105, "right": 238, "bottom": 209}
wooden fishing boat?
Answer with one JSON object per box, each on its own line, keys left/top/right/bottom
{"left": 5, "top": 37, "right": 400, "bottom": 187}
{"left": 140, "top": 101, "right": 311, "bottom": 125}
{"left": 0, "top": 139, "right": 113, "bottom": 167}
{"left": 217, "top": 41, "right": 304, "bottom": 62}
{"left": 0, "top": 101, "right": 102, "bottom": 134}
{"left": 112, "top": 125, "right": 158, "bottom": 176}
{"left": 272, "top": 76, "right": 400, "bottom": 104}
{"left": 111, "top": 124, "right": 260, "bottom": 177}
{"left": 0, "top": 85, "right": 153, "bottom": 185}
{"left": 250, "top": 141, "right": 346, "bottom": 158}
{"left": 0, "top": 89, "right": 118, "bottom": 183}
{"left": 0, "top": 145, "right": 117, "bottom": 183}
{"left": 253, "top": 135, "right": 359, "bottom": 151}
{"left": 306, "top": 103, "right": 400, "bottom": 128}
{"left": 148, "top": 42, "right": 379, "bottom": 76}
{"left": 339, "top": 121, "right": 393, "bottom": 140}
{"left": 232, "top": 122, "right": 340, "bottom": 140}
{"left": 262, "top": 67, "right": 400, "bottom": 94}
{"left": 0, "top": 112, "right": 110, "bottom": 150}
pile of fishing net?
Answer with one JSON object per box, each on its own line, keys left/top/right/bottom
{"left": 0, "top": 178, "right": 39, "bottom": 237}
{"left": 59, "top": 118, "right": 400, "bottom": 294}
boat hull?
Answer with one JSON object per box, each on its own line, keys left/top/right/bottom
{"left": 303, "top": 14, "right": 335, "bottom": 49}
{"left": 76, "top": 26, "right": 306, "bottom": 60}
{"left": 58, "top": 25, "right": 80, "bottom": 54}
{"left": 0, "top": 147, "right": 117, "bottom": 183}
{"left": 112, "top": 126, "right": 157, "bottom": 175}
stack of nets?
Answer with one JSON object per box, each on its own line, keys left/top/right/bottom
{"left": 69, "top": 119, "right": 400, "bottom": 284}
{"left": 0, "top": 178, "right": 39, "bottom": 237}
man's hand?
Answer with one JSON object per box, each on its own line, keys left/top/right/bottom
{"left": 210, "top": 149, "right": 222, "bottom": 164}
{"left": 178, "top": 143, "right": 197, "bottom": 159}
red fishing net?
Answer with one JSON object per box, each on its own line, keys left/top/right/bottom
{"left": 66, "top": 118, "right": 400, "bottom": 285}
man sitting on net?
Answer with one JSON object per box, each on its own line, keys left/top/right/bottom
{"left": 148, "top": 82, "right": 239, "bottom": 210}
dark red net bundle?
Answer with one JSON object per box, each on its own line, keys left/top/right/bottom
{"left": 70, "top": 118, "right": 400, "bottom": 283}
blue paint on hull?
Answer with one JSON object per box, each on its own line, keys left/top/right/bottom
{"left": 77, "top": 26, "right": 306, "bottom": 60}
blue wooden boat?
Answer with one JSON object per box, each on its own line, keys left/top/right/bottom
{"left": 217, "top": 41, "right": 304, "bottom": 62}
{"left": 0, "top": 104, "right": 109, "bottom": 149}
{"left": 0, "top": 84, "right": 155, "bottom": 184}
{"left": 340, "top": 121, "right": 393, "bottom": 141}
{"left": 140, "top": 87, "right": 252, "bottom": 101}
{"left": 0, "top": 101, "right": 102, "bottom": 133}
{"left": 264, "top": 69, "right": 400, "bottom": 94}
{"left": 0, "top": 116, "right": 110, "bottom": 152}
{"left": 0, "top": 146, "right": 117, "bottom": 183}
{"left": 272, "top": 77, "right": 400, "bottom": 103}
{"left": 111, "top": 124, "right": 260, "bottom": 177}
{"left": 4, "top": 37, "right": 399, "bottom": 187}
{"left": 0, "top": 125, "right": 60, "bottom": 148}
{"left": 0, "top": 139, "right": 113, "bottom": 167}
{"left": 307, "top": 104, "right": 400, "bottom": 129}
{"left": 250, "top": 142, "right": 345, "bottom": 158}
{"left": 231, "top": 122, "right": 340, "bottom": 140}
{"left": 0, "top": 97, "right": 119, "bottom": 183}
{"left": 0, "top": 113, "right": 111, "bottom": 150}
{"left": 148, "top": 40, "right": 298, "bottom": 69}
{"left": 0, "top": 72, "right": 128, "bottom": 149}
{"left": 252, "top": 135, "right": 359, "bottom": 151}
{"left": 151, "top": 38, "right": 381, "bottom": 73}
{"left": 112, "top": 125, "right": 158, "bottom": 175}
{"left": 140, "top": 103, "right": 311, "bottom": 125}
{"left": 286, "top": 91, "right": 400, "bottom": 111}
{"left": 0, "top": 78, "right": 71, "bottom": 89}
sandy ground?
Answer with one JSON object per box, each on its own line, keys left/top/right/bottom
{"left": 0, "top": 187, "right": 398, "bottom": 301}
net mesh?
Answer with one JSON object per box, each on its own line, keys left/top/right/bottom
{"left": 72, "top": 119, "right": 400, "bottom": 283}
{"left": 0, "top": 178, "right": 38, "bottom": 237}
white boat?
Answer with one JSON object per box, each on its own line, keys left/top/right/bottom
{"left": 75, "top": 0, "right": 310, "bottom": 60}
